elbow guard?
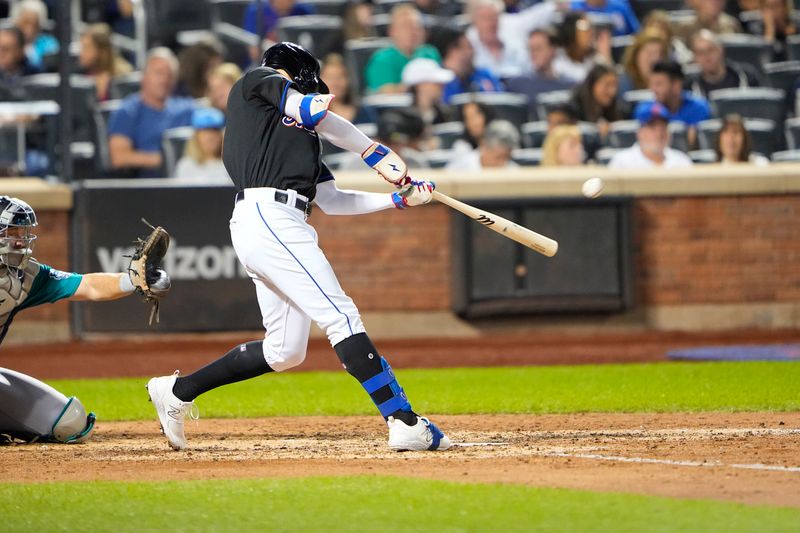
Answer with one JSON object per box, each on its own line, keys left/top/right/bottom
{"left": 299, "top": 93, "right": 334, "bottom": 128}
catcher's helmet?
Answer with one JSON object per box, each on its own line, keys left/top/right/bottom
{"left": 0, "top": 195, "right": 37, "bottom": 270}
{"left": 261, "top": 42, "right": 329, "bottom": 95}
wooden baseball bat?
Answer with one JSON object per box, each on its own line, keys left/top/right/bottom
{"left": 432, "top": 191, "right": 558, "bottom": 257}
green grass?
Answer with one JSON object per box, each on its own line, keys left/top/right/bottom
{"left": 1, "top": 476, "right": 798, "bottom": 532}
{"left": 48, "top": 362, "right": 800, "bottom": 420}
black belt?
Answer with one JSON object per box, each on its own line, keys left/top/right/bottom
{"left": 235, "top": 189, "right": 312, "bottom": 216}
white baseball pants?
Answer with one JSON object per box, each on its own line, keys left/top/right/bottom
{"left": 229, "top": 188, "right": 365, "bottom": 371}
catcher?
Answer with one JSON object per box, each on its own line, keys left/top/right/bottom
{"left": 0, "top": 195, "right": 170, "bottom": 444}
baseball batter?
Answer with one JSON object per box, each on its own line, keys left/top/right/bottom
{"left": 0, "top": 196, "right": 171, "bottom": 443}
{"left": 147, "top": 42, "right": 450, "bottom": 452}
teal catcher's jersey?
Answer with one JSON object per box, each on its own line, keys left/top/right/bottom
{"left": 0, "top": 260, "right": 83, "bottom": 345}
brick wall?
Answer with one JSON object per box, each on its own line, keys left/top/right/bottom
{"left": 314, "top": 205, "right": 452, "bottom": 310}
{"left": 20, "top": 210, "right": 72, "bottom": 321}
{"left": 634, "top": 196, "right": 800, "bottom": 306}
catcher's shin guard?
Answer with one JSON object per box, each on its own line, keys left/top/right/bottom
{"left": 334, "top": 333, "right": 415, "bottom": 423}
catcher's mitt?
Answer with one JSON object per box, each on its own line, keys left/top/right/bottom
{"left": 128, "top": 219, "right": 171, "bottom": 324}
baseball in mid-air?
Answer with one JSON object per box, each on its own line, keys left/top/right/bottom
{"left": 581, "top": 177, "right": 605, "bottom": 199}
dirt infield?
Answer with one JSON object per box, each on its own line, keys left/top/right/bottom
{"left": 4, "top": 329, "right": 800, "bottom": 379}
{"left": 3, "top": 413, "right": 799, "bottom": 507}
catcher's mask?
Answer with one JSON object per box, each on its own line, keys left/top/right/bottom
{"left": 261, "top": 41, "right": 329, "bottom": 95}
{"left": 0, "top": 196, "right": 37, "bottom": 271}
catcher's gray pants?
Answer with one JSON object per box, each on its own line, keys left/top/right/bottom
{"left": 0, "top": 367, "right": 70, "bottom": 442}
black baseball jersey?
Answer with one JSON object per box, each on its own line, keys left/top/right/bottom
{"left": 223, "top": 66, "right": 333, "bottom": 200}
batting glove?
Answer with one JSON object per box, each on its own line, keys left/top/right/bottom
{"left": 361, "top": 142, "right": 408, "bottom": 185}
{"left": 392, "top": 179, "right": 435, "bottom": 209}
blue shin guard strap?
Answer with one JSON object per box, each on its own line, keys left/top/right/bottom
{"left": 362, "top": 357, "right": 412, "bottom": 417}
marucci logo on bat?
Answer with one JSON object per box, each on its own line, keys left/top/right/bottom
{"left": 475, "top": 214, "right": 495, "bottom": 226}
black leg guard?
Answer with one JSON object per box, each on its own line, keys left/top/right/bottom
{"left": 334, "top": 333, "right": 417, "bottom": 425}
{"left": 172, "top": 341, "right": 273, "bottom": 401}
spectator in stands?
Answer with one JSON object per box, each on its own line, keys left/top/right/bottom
{"left": 433, "top": 27, "right": 503, "bottom": 104}
{"left": 568, "top": 0, "right": 640, "bottom": 37}
{"left": 206, "top": 62, "right": 242, "bottom": 114}
{"left": 108, "top": 48, "right": 194, "bottom": 178}
{"left": 321, "top": 0, "right": 378, "bottom": 55}
{"left": 642, "top": 11, "right": 694, "bottom": 65}
{"left": 177, "top": 39, "right": 224, "bottom": 99}
{"left": 714, "top": 113, "right": 770, "bottom": 165}
{"left": 466, "top": 0, "right": 559, "bottom": 79}
{"left": 553, "top": 11, "right": 613, "bottom": 83}
{"left": 0, "top": 26, "right": 39, "bottom": 95}
{"left": 415, "top": 0, "right": 463, "bottom": 17}
{"left": 321, "top": 54, "right": 363, "bottom": 124}
{"left": 108, "top": 0, "right": 134, "bottom": 37}
{"left": 608, "top": 102, "right": 693, "bottom": 168}
{"left": 541, "top": 124, "right": 585, "bottom": 166}
{"left": 79, "top": 23, "right": 133, "bottom": 102}
{"left": 12, "top": 0, "right": 57, "bottom": 71}
{"left": 619, "top": 29, "right": 669, "bottom": 94}
{"left": 506, "top": 28, "right": 576, "bottom": 117}
{"left": 243, "top": 0, "right": 313, "bottom": 41}
{"left": 686, "top": 30, "right": 761, "bottom": 99}
{"left": 570, "top": 64, "right": 627, "bottom": 137}
{"left": 760, "top": 0, "right": 797, "bottom": 62}
{"left": 376, "top": 108, "right": 430, "bottom": 169}
{"left": 676, "top": 0, "right": 743, "bottom": 44}
{"left": 175, "top": 108, "right": 230, "bottom": 181}
{"left": 452, "top": 100, "right": 495, "bottom": 152}
{"left": 365, "top": 4, "right": 441, "bottom": 93}
{"left": 635, "top": 60, "right": 711, "bottom": 148}
{"left": 402, "top": 58, "right": 457, "bottom": 126}
{"left": 446, "top": 119, "right": 520, "bottom": 170}
{"left": 546, "top": 102, "right": 580, "bottom": 130}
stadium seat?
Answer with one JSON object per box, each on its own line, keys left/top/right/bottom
{"left": 344, "top": 37, "right": 392, "bottom": 96}
{"left": 95, "top": 99, "right": 123, "bottom": 172}
{"left": 718, "top": 34, "right": 772, "bottom": 70}
{"left": 611, "top": 35, "right": 634, "bottom": 65}
{"left": 161, "top": 126, "right": 194, "bottom": 177}
{"left": 697, "top": 117, "right": 779, "bottom": 156}
{"left": 784, "top": 116, "right": 800, "bottom": 149}
{"left": 595, "top": 147, "right": 622, "bottom": 165}
{"left": 20, "top": 74, "right": 97, "bottom": 143}
{"left": 210, "top": 0, "right": 259, "bottom": 65}
{"left": 669, "top": 122, "right": 689, "bottom": 153}
{"left": 276, "top": 15, "right": 343, "bottom": 57}
{"left": 688, "top": 149, "right": 718, "bottom": 164}
{"left": 372, "top": 13, "right": 392, "bottom": 37}
{"left": 304, "top": 0, "right": 348, "bottom": 16}
{"left": 521, "top": 121, "right": 548, "bottom": 148}
{"left": 631, "top": 0, "right": 685, "bottom": 21}
{"left": 608, "top": 120, "right": 638, "bottom": 149}
{"left": 770, "top": 149, "right": 800, "bottom": 162}
{"left": 425, "top": 149, "right": 456, "bottom": 169}
{"left": 451, "top": 92, "right": 530, "bottom": 128}
{"left": 322, "top": 151, "right": 356, "bottom": 170}
{"left": 533, "top": 90, "right": 572, "bottom": 122}
{"left": 709, "top": 87, "right": 786, "bottom": 126}
{"left": 373, "top": 0, "right": 409, "bottom": 14}
{"left": 787, "top": 34, "right": 800, "bottom": 61}
{"left": 431, "top": 121, "right": 465, "bottom": 150}
{"left": 511, "top": 148, "right": 543, "bottom": 166}
{"left": 763, "top": 61, "right": 800, "bottom": 96}
{"left": 622, "top": 89, "right": 654, "bottom": 106}
{"left": 109, "top": 71, "right": 142, "bottom": 100}
{"left": 359, "top": 93, "right": 413, "bottom": 123}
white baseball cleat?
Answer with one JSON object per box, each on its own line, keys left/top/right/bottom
{"left": 387, "top": 415, "right": 451, "bottom": 451}
{"left": 146, "top": 371, "right": 198, "bottom": 451}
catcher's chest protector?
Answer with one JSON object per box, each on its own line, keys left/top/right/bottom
{"left": 0, "top": 262, "right": 38, "bottom": 326}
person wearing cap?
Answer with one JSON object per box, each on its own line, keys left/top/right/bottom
{"left": 364, "top": 4, "right": 442, "bottom": 93}
{"left": 608, "top": 102, "right": 693, "bottom": 169}
{"left": 174, "top": 108, "right": 230, "bottom": 182}
{"left": 634, "top": 59, "right": 711, "bottom": 149}
{"left": 402, "top": 57, "right": 457, "bottom": 126}
{"left": 446, "top": 119, "right": 520, "bottom": 170}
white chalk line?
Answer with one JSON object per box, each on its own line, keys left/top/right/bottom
{"left": 535, "top": 451, "right": 800, "bottom": 473}
{"left": 454, "top": 442, "right": 510, "bottom": 447}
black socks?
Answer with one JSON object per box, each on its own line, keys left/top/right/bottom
{"left": 334, "top": 333, "right": 418, "bottom": 426}
{"left": 172, "top": 341, "right": 273, "bottom": 402}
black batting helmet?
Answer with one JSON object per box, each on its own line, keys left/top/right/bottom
{"left": 261, "top": 42, "right": 329, "bottom": 95}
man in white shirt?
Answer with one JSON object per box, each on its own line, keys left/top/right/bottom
{"left": 466, "top": 0, "right": 558, "bottom": 79}
{"left": 608, "top": 102, "right": 694, "bottom": 169}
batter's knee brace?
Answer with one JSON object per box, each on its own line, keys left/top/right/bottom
{"left": 334, "top": 333, "right": 412, "bottom": 418}
{"left": 51, "top": 396, "right": 96, "bottom": 443}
